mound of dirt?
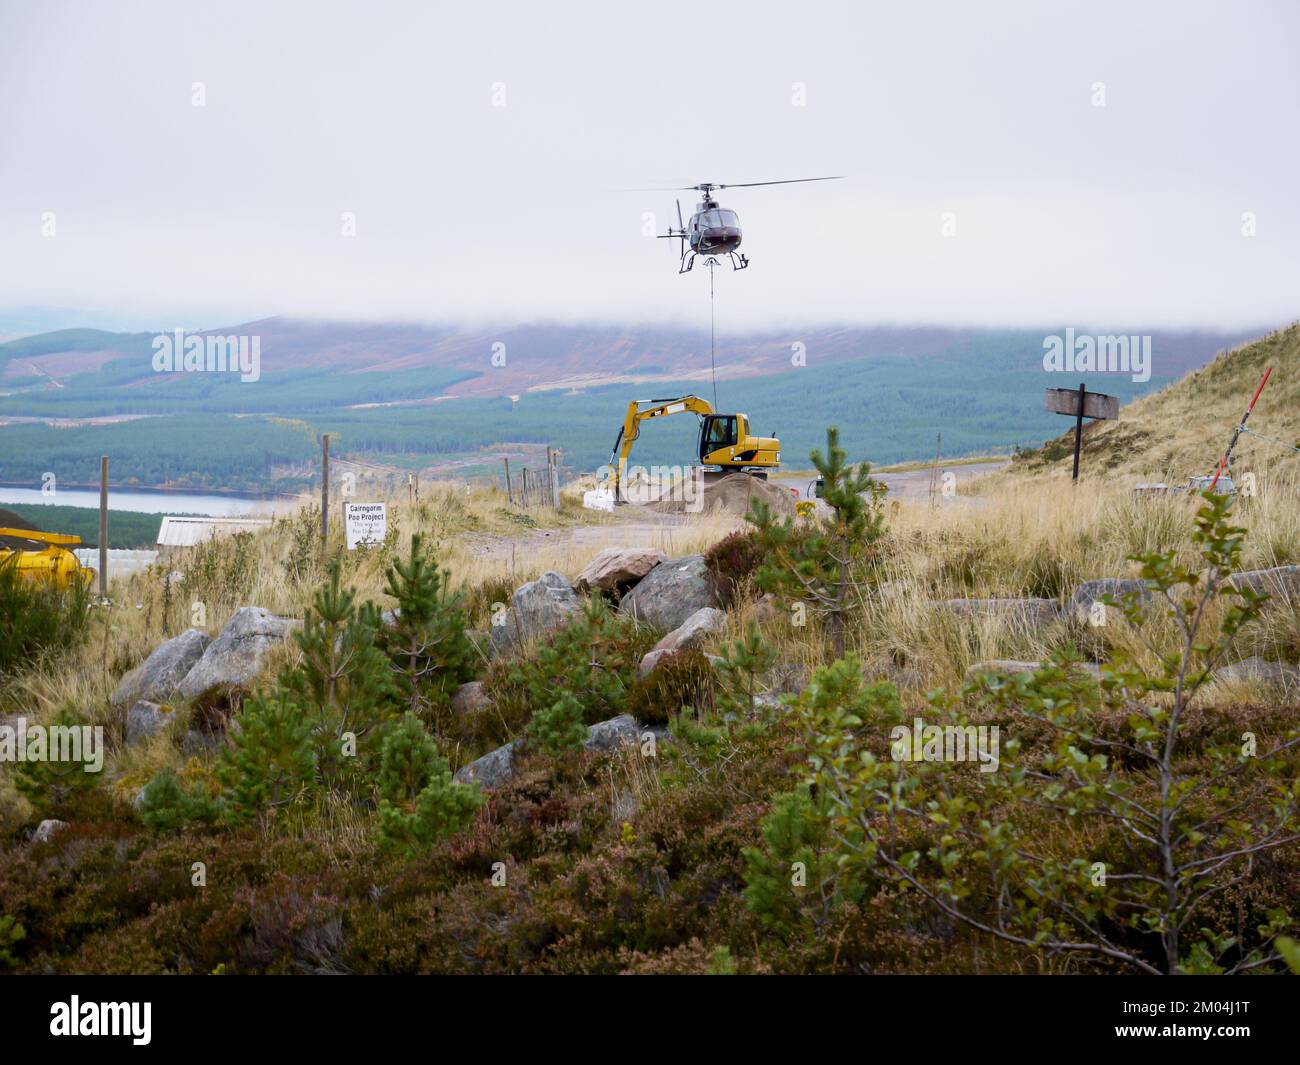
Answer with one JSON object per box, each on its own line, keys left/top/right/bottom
{"left": 643, "top": 472, "right": 796, "bottom": 518}
{"left": 0, "top": 508, "right": 41, "bottom": 532}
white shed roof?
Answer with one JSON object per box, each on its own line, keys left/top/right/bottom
{"left": 157, "top": 516, "right": 273, "bottom": 547}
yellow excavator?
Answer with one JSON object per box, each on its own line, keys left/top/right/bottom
{"left": 0, "top": 528, "right": 94, "bottom": 588}
{"left": 608, "top": 395, "right": 781, "bottom": 502}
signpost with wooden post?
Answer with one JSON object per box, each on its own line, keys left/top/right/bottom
{"left": 1045, "top": 384, "right": 1119, "bottom": 481}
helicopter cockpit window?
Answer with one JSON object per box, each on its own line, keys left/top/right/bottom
{"left": 701, "top": 209, "right": 736, "bottom": 230}
{"left": 717, "top": 209, "right": 738, "bottom": 228}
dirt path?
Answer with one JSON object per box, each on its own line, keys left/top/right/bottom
{"left": 468, "top": 460, "right": 1009, "bottom": 563}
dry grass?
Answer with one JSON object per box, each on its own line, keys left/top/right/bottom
{"left": 1017, "top": 321, "right": 1300, "bottom": 484}
{"left": 5, "top": 456, "right": 1299, "bottom": 831}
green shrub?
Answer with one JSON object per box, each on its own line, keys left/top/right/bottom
{"left": 13, "top": 706, "right": 102, "bottom": 812}
{"left": 281, "top": 560, "right": 396, "bottom": 779}
{"left": 526, "top": 692, "right": 588, "bottom": 755}
{"left": 742, "top": 784, "right": 862, "bottom": 937}
{"left": 139, "top": 767, "right": 223, "bottom": 832}
{"left": 794, "top": 493, "right": 1300, "bottom": 974}
{"left": 0, "top": 914, "right": 25, "bottom": 969}
{"left": 380, "top": 534, "right": 478, "bottom": 729}
{"left": 217, "top": 690, "right": 316, "bottom": 824}
{"left": 0, "top": 554, "right": 90, "bottom": 674}
{"left": 511, "top": 597, "right": 644, "bottom": 726}
{"left": 714, "top": 622, "right": 778, "bottom": 719}
{"left": 376, "top": 714, "right": 482, "bottom": 856}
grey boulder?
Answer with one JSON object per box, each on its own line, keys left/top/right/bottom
{"left": 584, "top": 714, "right": 638, "bottom": 752}
{"left": 1228, "top": 565, "right": 1300, "bottom": 602}
{"left": 1066, "top": 579, "right": 1152, "bottom": 623}
{"left": 452, "top": 681, "right": 489, "bottom": 717}
{"left": 1212, "top": 656, "right": 1300, "bottom": 689}
{"left": 111, "top": 628, "right": 211, "bottom": 707}
{"left": 652, "top": 606, "right": 726, "bottom": 653}
{"left": 126, "top": 700, "right": 173, "bottom": 746}
{"left": 938, "top": 598, "right": 1059, "bottom": 628}
{"left": 177, "top": 607, "right": 299, "bottom": 702}
{"left": 619, "top": 555, "right": 719, "bottom": 632}
{"left": 453, "top": 739, "right": 521, "bottom": 790}
{"left": 492, "top": 572, "right": 582, "bottom": 655}
{"left": 32, "top": 819, "right": 68, "bottom": 844}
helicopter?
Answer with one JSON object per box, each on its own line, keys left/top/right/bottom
{"left": 653, "top": 176, "right": 842, "bottom": 273}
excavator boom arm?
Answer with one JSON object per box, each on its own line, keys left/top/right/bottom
{"left": 608, "top": 395, "right": 715, "bottom": 499}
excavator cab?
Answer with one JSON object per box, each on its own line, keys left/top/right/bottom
{"left": 699, "top": 414, "right": 738, "bottom": 459}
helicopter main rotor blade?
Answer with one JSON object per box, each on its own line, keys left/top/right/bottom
{"left": 715, "top": 176, "right": 844, "bottom": 189}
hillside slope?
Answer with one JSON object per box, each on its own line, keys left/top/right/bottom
{"left": 1014, "top": 323, "right": 1300, "bottom": 485}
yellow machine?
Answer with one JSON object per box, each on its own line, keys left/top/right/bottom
{"left": 608, "top": 395, "right": 780, "bottom": 502}
{"left": 0, "top": 528, "right": 94, "bottom": 588}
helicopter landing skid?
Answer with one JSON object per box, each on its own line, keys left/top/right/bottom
{"left": 702, "top": 253, "right": 749, "bottom": 272}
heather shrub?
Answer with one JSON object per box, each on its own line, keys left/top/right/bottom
{"left": 626, "top": 648, "right": 715, "bottom": 725}
{"left": 703, "top": 527, "right": 765, "bottom": 606}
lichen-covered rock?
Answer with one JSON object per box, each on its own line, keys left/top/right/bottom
{"left": 125, "top": 700, "right": 173, "bottom": 746}
{"left": 452, "top": 681, "right": 489, "bottom": 717}
{"left": 652, "top": 606, "right": 726, "bottom": 653}
{"left": 111, "top": 628, "right": 211, "bottom": 707}
{"left": 574, "top": 548, "right": 667, "bottom": 596}
{"left": 453, "top": 739, "right": 521, "bottom": 790}
{"left": 32, "top": 819, "right": 68, "bottom": 844}
{"left": 1228, "top": 565, "right": 1300, "bottom": 601}
{"left": 177, "top": 607, "right": 299, "bottom": 702}
{"left": 1066, "top": 579, "right": 1152, "bottom": 622}
{"left": 488, "top": 607, "right": 521, "bottom": 658}
{"left": 964, "top": 659, "right": 1103, "bottom": 682}
{"left": 584, "top": 714, "right": 638, "bottom": 752}
{"left": 491, "top": 572, "right": 582, "bottom": 658}
{"left": 937, "top": 598, "right": 1059, "bottom": 628}
{"left": 620, "top": 555, "right": 719, "bottom": 632}
{"left": 1212, "top": 656, "right": 1300, "bottom": 689}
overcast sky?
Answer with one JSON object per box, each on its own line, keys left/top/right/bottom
{"left": 1, "top": 0, "right": 1296, "bottom": 333}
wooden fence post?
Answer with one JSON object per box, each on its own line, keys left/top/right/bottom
{"left": 98, "top": 455, "right": 109, "bottom": 598}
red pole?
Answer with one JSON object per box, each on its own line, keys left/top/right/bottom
{"left": 1209, "top": 367, "right": 1271, "bottom": 489}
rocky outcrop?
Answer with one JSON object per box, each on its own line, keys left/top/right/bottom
{"left": 620, "top": 555, "right": 719, "bottom": 632}
{"left": 652, "top": 606, "right": 726, "bottom": 653}
{"left": 111, "top": 628, "right": 211, "bottom": 707}
{"left": 125, "top": 700, "right": 173, "bottom": 746}
{"left": 1065, "top": 579, "right": 1152, "bottom": 622}
{"left": 177, "top": 607, "right": 299, "bottom": 702}
{"left": 573, "top": 548, "right": 667, "bottom": 596}
{"left": 937, "top": 598, "right": 1060, "bottom": 628}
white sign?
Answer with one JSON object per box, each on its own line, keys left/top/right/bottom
{"left": 343, "top": 502, "right": 387, "bottom": 549}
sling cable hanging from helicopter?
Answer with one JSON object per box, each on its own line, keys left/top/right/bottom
{"left": 707, "top": 259, "right": 719, "bottom": 409}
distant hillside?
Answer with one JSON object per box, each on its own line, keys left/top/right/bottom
{"left": 1014, "top": 323, "right": 1300, "bottom": 484}
{"left": 0, "top": 318, "right": 1267, "bottom": 491}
